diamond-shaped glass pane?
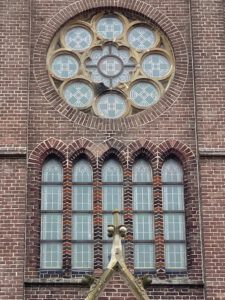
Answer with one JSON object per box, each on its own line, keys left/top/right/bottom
{"left": 97, "top": 93, "right": 127, "bottom": 119}
{"left": 96, "top": 16, "right": 123, "bottom": 39}
{"left": 130, "top": 82, "right": 159, "bottom": 108}
{"left": 65, "top": 26, "right": 92, "bottom": 51}
{"left": 128, "top": 26, "right": 155, "bottom": 51}
{"left": 51, "top": 54, "right": 79, "bottom": 78}
{"left": 64, "top": 82, "right": 93, "bottom": 108}
{"left": 142, "top": 54, "right": 171, "bottom": 78}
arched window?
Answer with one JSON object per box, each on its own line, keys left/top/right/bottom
{"left": 72, "top": 159, "right": 93, "bottom": 270}
{"left": 102, "top": 159, "right": 123, "bottom": 267}
{"left": 162, "top": 158, "right": 186, "bottom": 271}
{"left": 40, "top": 158, "right": 63, "bottom": 269}
{"left": 132, "top": 159, "right": 155, "bottom": 270}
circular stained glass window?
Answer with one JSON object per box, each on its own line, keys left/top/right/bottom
{"left": 63, "top": 81, "right": 94, "bottom": 108}
{"left": 47, "top": 11, "right": 175, "bottom": 119}
{"left": 65, "top": 27, "right": 92, "bottom": 51}
{"left": 51, "top": 54, "right": 79, "bottom": 79}
{"left": 95, "top": 92, "right": 127, "bottom": 119}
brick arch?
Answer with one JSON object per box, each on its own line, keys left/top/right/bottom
{"left": 97, "top": 138, "right": 127, "bottom": 168}
{"left": 29, "top": 137, "right": 67, "bottom": 166}
{"left": 157, "top": 139, "right": 196, "bottom": 171}
{"left": 33, "top": 0, "right": 188, "bottom": 130}
{"left": 68, "top": 138, "right": 97, "bottom": 165}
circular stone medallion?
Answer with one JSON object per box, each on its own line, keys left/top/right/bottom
{"left": 98, "top": 55, "right": 123, "bottom": 77}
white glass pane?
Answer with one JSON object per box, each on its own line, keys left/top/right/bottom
{"left": 162, "top": 159, "right": 183, "bottom": 183}
{"left": 97, "top": 93, "right": 127, "bottom": 119}
{"left": 103, "top": 213, "right": 123, "bottom": 240}
{"left": 72, "top": 243, "right": 93, "bottom": 269}
{"left": 73, "top": 159, "right": 92, "bottom": 182}
{"left": 103, "top": 243, "right": 112, "bottom": 268}
{"left": 133, "top": 186, "right": 153, "bottom": 211}
{"left": 41, "top": 214, "right": 62, "bottom": 240}
{"left": 40, "top": 243, "right": 62, "bottom": 269}
{"left": 41, "top": 185, "right": 62, "bottom": 210}
{"left": 103, "top": 186, "right": 123, "bottom": 211}
{"left": 163, "top": 186, "right": 184, "bottom": 211}
{"left": 134, "top": 244, "right": 155, "bottom": 269}
{"left": 64, "top": 81, "right": 94, "bottom": 109}
{"left": 96, "top": 16, "right": 124, "bottom": 39}
{"left": 73, "top": 186, "right": 92, "bottom": 211}
{"left": 164, "top": 213, "right": 185, "bottom": 240}
{"left": 42, "top": 159, "right": 62, "bottom": 182}
{"left": 65, "top": 26, "right": 92, "bottom": 51}
{"left": 132, "top": 159, "right": 152, "bottom": 182}
{"left": 134, "top": 214, "right": 154, "bottom": 240}
{"left": 165, "top": 243, "right": 186, "bottom": 269}
{"left": 142, "top": 54, "right": 171, "bottom": 78}
{"left": 130, "top": 82, "right": 159, "bottom": 108}
{"left": 102, "top": 159, "right": 123, "bottom": 182}
{"left": 51, "top": 54, "right": 79, "bottom": 78}
{"left": 128, "top": 26, "right": 155, "bottom": 51}
{"left": 72, "top": 214, "right": 93, "bottom": 240}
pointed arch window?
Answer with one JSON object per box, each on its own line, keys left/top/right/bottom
{"left": 162, "top": 158, "right": 186, "bottom": 271}
{"left": 72, "top": 159, "right": 93, "bottom": 270}
{"left": 132, "top": 159, "right": 155, "bottom": 270}
{"left": 40, "top": 158, "right": 63, "bottom": 269}
{"left": 102, "top": 159, "right": 123, "bottom": 267}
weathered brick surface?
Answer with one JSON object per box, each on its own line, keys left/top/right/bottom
{"left": 0, "top": 0, "right": 29, "bottom": 148}
{"left": 0, "top": 159, "right": 26, "bottom": 300}
{"left": 1, "top": 0, "right": 225, "bottom": 299}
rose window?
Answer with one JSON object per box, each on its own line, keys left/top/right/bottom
{"left": 47, "top": 12, "right": 175, "bottom": 119}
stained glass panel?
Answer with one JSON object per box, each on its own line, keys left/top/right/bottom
{"left": 96, "top": 16, "right": 124, "bottom": 39}
{"left": 64, "top": 82, "right": 94, "bottom": 109}
{"left": 128, "top": 26, "right": 155, "bottom": 51}
{"left": 51, "top": 54, "right": 79, "bottom": 78}
{"left": 142, "top": 54, "right": 171, "bottom": 78}
{"left": 130, "top": 82, "right": 159, "bottom": 108}
{"left": 65, "top": 26, "right": 92, "bottom": 51}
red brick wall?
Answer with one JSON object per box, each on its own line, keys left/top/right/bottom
{"left": 0, "top": 159, "right": 26, "bottom": 300}
{"left": 1, "top": 0, "right": 225, "bottom": 299}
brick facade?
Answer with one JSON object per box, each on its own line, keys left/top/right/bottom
{"left": 0, "top": 0, "right": 225, "bottom": 299}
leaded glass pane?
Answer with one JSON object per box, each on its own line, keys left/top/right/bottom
{"left": 162, "top": 159, "right": 183, "bottom": 183}
{"left": 72, "top": 243, "right": 93, "bottom": 269}
{"left": 134, "top": 214, "right": 154, "bottom": 240}
{"left": 128, "top": 26, "right": 155, "bottom": 51}
{"left": 65, "top": 26, "right": 92, "bottom": 51}
{"left": 164, "top": 213, "right": 185, "bottom": 240}
{"left": 73, "top": 159, "right": 92, "bottom": 182}
{"left": 133, "top": 186, "right": 153, "bottom": 211}
{"left": 103, "top": 186, "right": 123, "bottom": 211}
{"left": 130, "top": 82, "right": 159, "bottom": 108}
{"left": 103, "top": 213, "right": 123, "bottom": 240}
{"left": 64, "top": 82, "right": 94, "bottom": 109}
{"left": 51, "top": 54, "right": 79, "bottom": 79}
{"left": 41, "top": 214, "right": 62, "bottom": 240}
{"left": 72, "top": 214, "right": 93, "bottom": 240}
{"left": 40, "top": 243, "right": 62, "bottom": 269}
{"left": 103, "top": 243, "right": 113, "bottom": 268}
{"left": 132, "top": 159, "right": 152, "bottom": 182}
{"left": 97, "top": 93, "right": 127, "bottom": 119}
{"left": 165, "top": 243, "right": 186, "bottom": 269}
{"left": 142, "top": 54, "right": 171, "bottom": 78}
{"left": 41, "top": 185, "right": 62, "bottom": 211}
{"left": 102, "top": 160, "right": 123, "bottom": 182}
{"left": 134, "top": 244, "right": 155, "bottom": 269}
{"left": 73, "top": 186, "right": 92, "bottom": 211}
{"left": 42, "top": 159, "right": 63, "bottom": 182}
{"left": 96, "top": 16, "right": 124, "bottom": 39}
{"left": 163, "top": 186, "right": 184, "bottom": 211}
